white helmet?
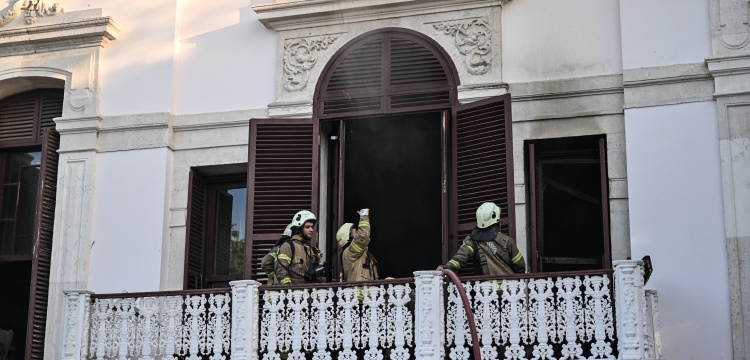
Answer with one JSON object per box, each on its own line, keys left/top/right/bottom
{"left": 282, "top": 223, "right": 294, "bottom": 237}
{"left": 336, "top": 223, "right": 354, "bottom": 247}
{"left": 291, "top": 210, "right": 317, "bottom": 228}
{"left": 476, "top": 202, "right": 501, "bottom": 229}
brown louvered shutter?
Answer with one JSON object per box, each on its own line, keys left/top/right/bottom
{"left": 24, "top": 128, "right": 60, "bottom": 360}
{"left": 451, "top": 95, "right": 515, "bottom": 269}
{"left": 319, "top": 31, "right": 454, "bottom": 119}
{"left": 246, "top": 118, "right": 318, "bottom": 281}
{"left": 0, "top": 89, "right": 64, "bottom": 147}
{"left": 184, "top": 170, "right": 207, "bottom": 289}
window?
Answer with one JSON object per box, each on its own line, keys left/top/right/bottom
{"left": 184, "top": 172, "right": 247, "bottom": 289}
{"left": 0, "top": 88, "right": 61, "bottom": 360}
{"left": 526, "top": 135, "right": 611, "bottom": 272}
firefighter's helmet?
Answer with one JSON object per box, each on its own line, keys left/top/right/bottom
{"left": 476, "top": 202, "right": 501, "bottom": 229}
{"left": 336, "top": 223, "right": 354, "bottom": 247}
{"left": 282, "top": 223, "right": 294, "bottom": 237}
{"left": 291, "top": 210, "right": 317, "bottom": 228}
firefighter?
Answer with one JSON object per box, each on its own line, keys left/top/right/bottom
{"left": 439, "top": 202, "right": 526, "bottom": 275}
{"left": 274, "top": 210, "right": 326, "bottom": 285}
{"left": 261, "top": 223, "right": 293, "bottom": 285}
{"left": 336, "top": 208, "right": 379, "bottom": 282}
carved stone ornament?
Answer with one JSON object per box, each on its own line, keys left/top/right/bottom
{"left": 717, "top": 0, "right": 750, "bottom": 49}
{"left": 433, "top": 18, "right": 492, "bottom": 75}
{"left": 283, "top": 35, "right": 337, "bottom": 92}
{"left": 69, "top": 88, "right": 91, "bottom": 111}
{"left": 0, "top": 0, "right": 63, "bottom": 27}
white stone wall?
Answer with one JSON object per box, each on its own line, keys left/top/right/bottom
{"left": 626, "top": 102, "right": 732, "bottom": 360}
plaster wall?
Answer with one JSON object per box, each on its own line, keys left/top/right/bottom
{"left": 625, "top": 101, "right": 732, "bottom": 360}
{"left": 173, "top": 0, "right": 276, "bottom": 114}
{"left": 619, "top": 0, "right": 712, "bottom": 69}
{"left": 88, "top": 148, "right": 172, "bottom": 293}
{"left": 59, "top": 0, "right": 179, "bottom": 116}
{"left": 501, "top": 0, "right": 623, "bottom": 83}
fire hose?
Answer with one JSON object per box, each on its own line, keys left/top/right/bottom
{"left": 440, "top": 268, "right": 481, "bottom": 360}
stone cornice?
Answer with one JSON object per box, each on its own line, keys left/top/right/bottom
{"left": 510, "top": 75, "right": 624, "bottom": 102}
{"left": 624, "top": 63, "right": 712, "bottom": 88}
{"left": 253, "top": 0, "right": 503, "bottom": 31}
{"left": 0, "top": 13, "right": 120, "bottom": 56}
{"left": 706, "top": 53, "right": 750, "bottom": 75}
{"left": 54, "top": 115, "right": 101, "bottom": 134}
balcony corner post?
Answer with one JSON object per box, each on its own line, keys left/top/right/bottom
{"left": 413, "top": 270, "right": 445, "bottom": 360}
{"left": 613, "top": 260, "right": 647, "bottom": 360}
{"left": 61, "top": 289, "right": 94, "bottom": 360}
{"left": 230, "top": 280, "right": 262, "bottom": 360}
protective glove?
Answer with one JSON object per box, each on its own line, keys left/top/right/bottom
{"left": 357, "top": 208, "right": 369, "bottom": 216}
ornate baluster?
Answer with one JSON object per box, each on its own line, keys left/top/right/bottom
{"left": 446, "top": 283, "right": 471, "bottom": 360}
{"left": 90, "top": 299, "right": 111, "bottom": 360}
{"left": 556, "top": 276, "right": 584, "bottom": 359}
{"left": 643, "top": 290, "right": 662, "bottom": 359}
{"left": 310, "top": 288, "right": 335, "bottom": 360}
{"left": 183, "top": 295, "right": 208, "bottom": 360}
{"left": 475, "top": 281, "right": 500, "bottom": 360}
{"left": 362, "top": 286, "right": 386, "bottom": 360}
{"left": 414, "top": 271, "right": 445, "bottom": 360}
{"left": 335, "top": 287, "right": 360, "bottom": 360}
{"left": 114, "top": 298, "right": 135, "bottom": 360}
{"left": 528, "top": 278, "right": 555, "bottom": 360}
{"left": 501, "top": 280, "right": 528, "bottom": 360}
{"left": 230, "top": 280, "right": 261, "bottom": 360}
{"left": 584, "top": 276, "right": 615, "bottom": 359}
{"left": 287, "top": 289, "right": 310, "bottom": 360}
{"left": 386, "top": 284, "right": 413, "bottom": 360}
{"left": 62, "top": 290, "right": 93, "bottom": 360}
{"left": 613, "top": 260, "right": 647, "bottom": 360}
{"left": 137, "top": 297, "right": 159, "bottom": 360}
{"left": 160, "top": 296, "right": 183, "bottom": 357}
{"left": 261, "top": 290, "right": 285, "bottom": 360}
{"left": 207, "top": 293, "right": 231, "bottom": 360}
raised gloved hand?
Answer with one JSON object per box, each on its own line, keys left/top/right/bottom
{"left": 357, "top": 208, "right": 369, "bottom": 216}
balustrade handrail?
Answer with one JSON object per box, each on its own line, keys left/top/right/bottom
{"left": 453, "top": 268, "right": 613, "bottom": 283}
{"left": 259, "top": 276, "right": 415, "bottom": 291}
{"left": 90, "top": 287, "right": 231, "bottom": 299}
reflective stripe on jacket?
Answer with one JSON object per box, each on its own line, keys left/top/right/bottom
{"left": 342, "top": 215, "right": 379, "bottom": 282}
{"left": 274, "top": 234, "right": 323, "bottom": 285}
{"left": 444, "top": 232, "right": 526, "bottom": 275}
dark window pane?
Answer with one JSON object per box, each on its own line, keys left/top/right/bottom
{"left": 4, "top": 153, "right": 20, "bottom": 182}
{"left": 2, "top": 185, "right": 18, "bottom": 218}
{"left": 15, "top": 166, "right": 40, "bottom": 254}
{"left": 0, "top": 221, "right": 14, "bottom": 255}
{"left": 213, "top": 187, "right": 246, "bottom": 276}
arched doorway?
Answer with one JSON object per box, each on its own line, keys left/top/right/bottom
{"left": 314, "top": 29, "right": 458, "bottom": 278}
{"left": 243, "top": 28, "right": 515, "bottom": 281}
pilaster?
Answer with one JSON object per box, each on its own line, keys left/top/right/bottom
{"left": 413, "top": 270, "right": 445, "bottom": 360}
{"left": 708, "top": 0, "right": 750, "bottom": 357}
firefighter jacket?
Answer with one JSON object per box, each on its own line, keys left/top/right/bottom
{"left": 342, "top": 215, "right": 379, "bottom": 282}
{"left": 261, "top": 247, "right": 279, "bottom": 285}
{"left": 443, "top": 228, "right": 526, "bottom": 275}
{"left": 274, "top": 234, "right": 324, "bottom": 285}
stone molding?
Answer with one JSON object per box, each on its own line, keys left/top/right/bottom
{"left": 254, "top": 0, "right": 503, "bottom": 31}
{"left": 0, "top": 12, "right": 120, "bottom": 57}
{"left": 431, "top": 17, "right": 492, "bottom": 75}
{"left": 623, "top": 63, "right": 715, "bottom": 108}
{"left": 267, "top": 100, "right": 313, "bottom": 118}
{"left": 283, "top": 35, "right": 337, "bottom": 92}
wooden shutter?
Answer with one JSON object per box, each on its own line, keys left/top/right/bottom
{"left": 184, "top": 170, "right": 207, "bottom": 289}
{"left": 0, "top": 89, "right": 64, "bottom": 147}
{"left": 319, "top": 30, "right": 454, "bottom": 119}
{"left": 451, "top": 94, "right": 515, "bottom": 258}
{"left": 598, "top": 138, "right": 612, "bottom": 269}
{"left": 528, "top": 143, "right": 541, "bottom": 271}
{"left": 24, "top": 128, "right": 59, "bottom": 360}
{"left": 246, "top": 118, "right": 318, "bottom": 281}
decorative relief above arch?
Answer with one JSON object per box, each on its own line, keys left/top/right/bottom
{"left": 432, "top": 18, "right": 492, "bottom": 76}
{"left": 0, "top": 0, "right": 63, "bottom": 27}
{"left": 283, "top": 35, "right": 337, "bottom": 92}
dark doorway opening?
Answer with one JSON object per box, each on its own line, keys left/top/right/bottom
{"left": 333, "top": 112, "right": 444, "bottom": 278}
{"left": 527, "top": 136, "right": 610, "bottom": 272}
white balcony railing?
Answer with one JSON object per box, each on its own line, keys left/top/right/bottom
{"left": 60, "top": 260, "right": 661, "bottom": 360}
